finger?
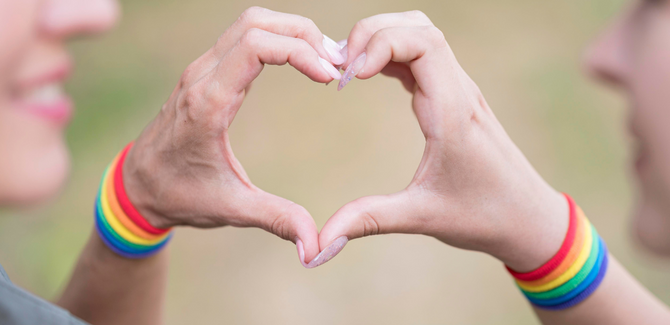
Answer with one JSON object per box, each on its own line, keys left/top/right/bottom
{"left": 318, "top": 191, "right": 426, "bottom": 260}
{"left": 214, "top": 7, "right": 342, "bottom": 65}
{"left": 357, "top": 26, "right": 451, "bottom": 86}
{"left": 214, "top": 28, "right": 339, "bottom": 95}
{"left": 380, "top": 62, "right": 416, "bottom": 92}
{"left": 179, "top": 7, "right": 343, "bottom": 88}
{"left": 232, "top": 188, "right": 321, "bottom": 265}
{"left": 342, "top": 11, "right": 433, "bottom": 69}
{"left": 181, "top": 29, "right": 340, "bottom": 128}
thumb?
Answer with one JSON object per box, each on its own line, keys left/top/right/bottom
{"left": 315, "top": 190, "right": 422, "bottom": 267}
{"left": 239, "top": 189, "right": 320, "bottom": 265}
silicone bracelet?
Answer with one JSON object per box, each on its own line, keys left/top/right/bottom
{"left": 507, "top": 193, "right": 578, "bottom": 281}
{"left": 517, "top": 218, "right": 594, "bottom": 292}
{"left": 522, "top": 226, "right": 600, "bottom": 299}
{"left": 527, "top": 236, "right": 605, "bottom": 305}
{"left": 105, "top": 153, "right": 167, "bottom": 241}
{"left": 96, "top": 197, "right": 169, "bottom": 251}
{"left": 113, "top": 144, "right": 171, "bottom": 235}
{"left": 100, "top": 166, "right": 168, "bottom": 246}
{"left": 95, "top": 217, "right": 171, "bottom": 259}
{"left": 533, "top": 239, "right": 609, "bottom": 310}
{"left": 95, "top": 202, "right": 171, "bottom": 256}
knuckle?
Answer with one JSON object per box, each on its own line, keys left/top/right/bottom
{"left": 405, "top": 10, "right": 429, "bottom": 22}
{"left": 240, "top": 6, "right": 266, "bottom": 22}
{"left": 268, "top": 203, "right": 304, "bottom": 240}
{"left": 300, "top": 16, "right": 317, "bottom": 29}
{"left": 352, "top": 19, "right": 370, "bottom": 35}
{"left": 423, "top": 25, "right": 446, "bottom": 43}
{"left": 298, "top": 17, "right": 320, "bottom": 39}
{"left": 294, "top": 38, "right": 312, "bottom": 53}
{"left": 371, "top": 28, "right": 393, "bottom": 44}
{"left": 239, "top": 28, "right": 265, "bottom": 50}
{"left": 179, "top": 62, "right": 199, "bottom": 88}
{"left": 269, "top": 214, "right": 288, "bottom": 240}
{"left": 350, "top": 198, "right": 380, "bottom": 237}
{"left": 360, "top": 210, "right": 381, "bottom": 237}
{"left": 180, "top": 84, "right": 205, "bottom": 115}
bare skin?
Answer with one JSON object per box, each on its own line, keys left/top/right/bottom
{"left": 4, "top": 1, "right": 670, "bottom": 324}
{"left": 1, "top": 3, "right": 340, "bottom": 324}
{"left": 318, "top": 8, "right": 670, "bottom": 324}
{"left": 56, "top": 8, "right": 346, "bottom": 324}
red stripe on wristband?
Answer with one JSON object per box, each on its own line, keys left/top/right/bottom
{"left": 114, "top": 143, "right": 171, "bottom": 235}
{"left": 506, "top": 193, "right": 577, "bottom": 281}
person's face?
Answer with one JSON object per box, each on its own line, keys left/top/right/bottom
{"left": 0, "top": 0, "right": 118, "bottom": 205}
{"left": 585, "top": 0, "right": 670, "bottom": 254}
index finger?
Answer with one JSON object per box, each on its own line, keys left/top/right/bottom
{"left": 216, "top": 7, "right": 343, "bottom": 64}
{"left": 342, "top": 11, "right": 434, "bottom": 69}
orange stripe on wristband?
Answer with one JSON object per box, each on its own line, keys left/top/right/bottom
{"left": 105, "top": 153, "right": 168, "bottom": 241}
{"left": 114, "top": 143, "right": 171, "bottom": 235}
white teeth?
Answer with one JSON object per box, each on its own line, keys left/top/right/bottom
{"left": 26, "top": 83, "right": 63, "bottom": 104}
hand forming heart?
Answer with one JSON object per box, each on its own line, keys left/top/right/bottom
{"left": 123, "top": 7, "right": 568, "bottom": 272}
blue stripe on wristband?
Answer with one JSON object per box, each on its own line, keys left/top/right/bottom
{"left": 533, "top": 238, "right": 609, "bottom": 310}
{"left": 94, "top": 197, "right": 172, "bottom": 258}
{"left": 527, "top": 236, "right": 605, "bottom": 306}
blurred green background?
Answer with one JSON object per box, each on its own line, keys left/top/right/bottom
{"left": 2, "top": 0, "right": 670, "bottom": 324}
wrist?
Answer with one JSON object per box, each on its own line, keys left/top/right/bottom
{"left": 122, "top": 144, "right": 175, "bottom": 229}
{"left": 93, "top": 145, "right": 173, "bottom": 259}
{"left": 489, "top": 189, "right": 569, "bottom": 272}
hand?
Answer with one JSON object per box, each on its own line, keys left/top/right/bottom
{"left": 319, "top": 11, "right": 568, "bottom": 271}
{"left": 121, "top": 7, "right": 343, "bottom": 263}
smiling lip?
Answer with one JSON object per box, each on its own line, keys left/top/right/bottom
{"left": 16, "top": 97, "right": 73, "bottom": 126}
{"left": 13, "top": 61, "right": 74, "bottom": 126}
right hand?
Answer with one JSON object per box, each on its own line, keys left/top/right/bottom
{"left": 120, "top": 7, "right": 343, "bottom": 264}
{"left": 319, "top": 11, "right": 568, "bottom": 271}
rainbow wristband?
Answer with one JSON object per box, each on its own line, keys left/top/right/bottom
{"left": 94, "top": 143, "right": 173, "bottom": 258}
{"left": 506, "top": 194, "right": 609, "bottom": 310}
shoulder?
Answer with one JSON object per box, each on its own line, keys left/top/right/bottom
{"left": 0, "top": 263, "right": 89, "bottom": 325}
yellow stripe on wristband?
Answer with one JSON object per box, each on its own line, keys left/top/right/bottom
{"left": 517, "top": 218, "right": 594, "bottom": 292}
{"left": 100, "top": 163, "right": 169, "bottom": 246}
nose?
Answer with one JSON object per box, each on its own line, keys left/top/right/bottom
{"left": 582, "top": 8, "right": 633, "bottom": 87}
{"left": 40, "top": 0, "right": 120, "bottom": 38}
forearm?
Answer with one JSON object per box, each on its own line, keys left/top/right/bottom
{"left": 56, "top": 230, "right": 169, "bottom": 325}
{"left": 533, "top": 255, "right": 670, "bottom": 324}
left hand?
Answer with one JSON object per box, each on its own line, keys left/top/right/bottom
{"left": 318, "top": 11, "right": 567, "bottom": 271}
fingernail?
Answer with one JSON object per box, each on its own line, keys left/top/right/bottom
{"left": 338, "top": 52, "right": 366, "bottom": 91}
{"left": 296, "top": 238, "right": 308, "bottom": 268}
{"left": 337, "top": 39, "right": 348, "bottom": 48}
{"left": 339, "top": 44, "right": 348, "bottom": 65}
{"left": 304, "top": 236, "right": 348, "bottom": 269}
{"left": 319, "top": 57, "right": 342, "bottom": 80}
{"left": 323, "top": 35, "right": 345, "bottom": 65}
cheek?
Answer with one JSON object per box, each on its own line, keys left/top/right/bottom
{"left": 0, "top": 1, "right": 36, "bottom": 79}
{"left": 633, "top": 199, "right": 670, "bottom": 255}
{"left": 0, "top": 108, "right": 70, "bottom": 205}
{"left": 629, "top": 11, "right": 670, "bottom": 253}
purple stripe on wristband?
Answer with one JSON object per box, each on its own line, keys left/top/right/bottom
{"left": 532, "top": 240, "right": 609, "bottom": 310}
{"left": 94, "top": 206, "right": 172, "bottom": 259}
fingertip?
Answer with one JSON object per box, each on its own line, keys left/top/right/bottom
{"left": 318, "top": 207, "right": 359, "bottom": 250}
{"left": 319, "top": 57, "right": 342, "bottom": 80}
{"left": 322, "top": 34, "right": 345, "bottom": 65}
{"left": 304, "top": 236, "right": 349, "bottom": 269}
{"left": 289, "top": 208, "right": 321, "bottom": 264}
{"left": 337, "top": 52, "right": 366, "bottom": 91}
{"left": 296, "top": 238, "right": 308, "bottom": 268}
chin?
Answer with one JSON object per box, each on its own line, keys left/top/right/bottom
{"left": 0, "top": 137, "right": 70, "bottom": 206}
{"left": 632, "top": 198, "right": 670, "bottom": 256}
